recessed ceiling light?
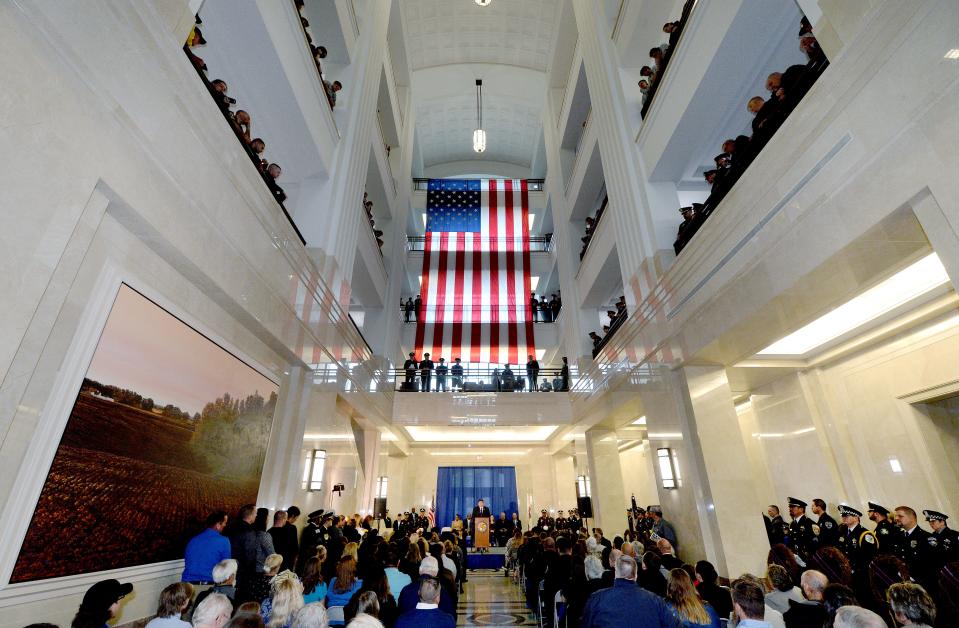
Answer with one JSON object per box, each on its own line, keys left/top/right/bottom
{"left": 757, "top": 253, "right": 950, "bottom": 356}
{"left": 406, "top": 425, "right": 557, "bottom": 442}
{"left": 475, "top": 0, "right": 492, "bottom": 6}
{"left": 945, "top": 49, "right": 959, "bottom": 59}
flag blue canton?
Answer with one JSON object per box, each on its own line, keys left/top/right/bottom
{"left": 426, "top": 179, "right": 481, "bottom": 232}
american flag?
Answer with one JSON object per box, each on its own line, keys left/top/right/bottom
{"left": 414, "top": 179, "right": 536, "bottom": 364}
{"left": 427, "top": 496, "right": 436, "bottom": 529}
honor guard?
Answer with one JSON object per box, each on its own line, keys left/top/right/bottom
{"left": 787, "top": 497, "right": 817, "bottom": 561}
{"left": 537, "top": 509, "right": 554, "bottom": 530}
{"left": 766, "top": 505, "right": 787, "bottom": 547}
{"left": 894, "top": 505, "right": 934, "bottom": 587}
{"left": 296, "top": 509, "right": 325, "bottom": 572}
{"left": 867, "top": 502, "right": 898, "bottom": 555}
{"left": 924, "top": 509, "right": 959, "bottom": 574}
{"left": 836, "top": 505, "right": 878, "bottom": 576}
{"left": 812, "top": 499, "right": 840, "bottom": 547}
{"left": 416, "top": 508, "right": 429, "bottom": 531}
{"left": 555, "top": 510, "right": 567, "bottom": 531}
{"left": 567, "top": 509, "right": 580, "bottom": 532}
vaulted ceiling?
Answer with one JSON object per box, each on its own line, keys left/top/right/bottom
{"left": 400, "top": 0, "right": 561, "bottom": 171}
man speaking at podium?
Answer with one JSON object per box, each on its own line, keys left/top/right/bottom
{"left": 471, "top": 498, "right": 491, "bottom": 553}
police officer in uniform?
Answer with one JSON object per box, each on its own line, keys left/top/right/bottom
{"left": 812, "top": 498, "right": 840, "bottom": 548}
{"left": 555, "top": 510, "right": 567, "bottom": 532}
{"left": 537, "top": 509, "right": 553, "bottom": 531}
{"left": 924, "top": 509, "right": 959, "bottom": 575}
{"left": 836, "top": 504, "right": 877, "bottom": 600}
{"left": 765, "top": 505, "right": 787, "bottom": 547}
{"left": 894, "top": 505, "right": 934, "bottom": 587}
{"left": 787, "top": 497, "right": 817, "bottom": 561}
{"left": 567, "top": 509, "right": 580, "bottom": 533}
{"left": 296, "top": 509, "right": 325, "bottom": 572}
{"left": 866, "top": 502, "right": 897, "bottom": 555}
{"left": 416, "top": 508, "right": 430, "bottom": 531}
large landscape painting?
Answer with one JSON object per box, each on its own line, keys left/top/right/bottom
{"left": 12, "top": 285, "right": 278, "bottom": 582}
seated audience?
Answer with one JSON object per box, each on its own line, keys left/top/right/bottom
{"left": 783, "top": 569, "right": 828, "bottom": 628}
{"left": 886, "top": 582, "right": 936, "bottom": 627}
{"left": 666, "top": 569, "right": 721, "bottom": 627}
{"left": 731, "top": 578, "right": 771, "bottom": 628}
{"left": 147, "top": 582, "right": 194, "bottom": 628}
{"left": 580, "top": 555, "right": 678, "bottom": 627}
{"left": 302, "top": 556, "right": 328, "bottom": 604}
{"left": 72, "top": 579, "right": 133, "bottom": 628}
{"left": 253, "top": 554, "right": 284, "bottom": 606}
{"left": 764, "top": 564, "right": 803, "bottom": 614}
{"left": 397, "top": 557, "right": 455, "bottom": 617}
{"left": 328, "top": 556, "right": 364, "bottom": 615}
{"left": 832, "top": 606, "right": 885, "bottom": 628}
{"left": 291, "top": 604, "right": 329, "bottom": 628}
{"left": 192, "top": 593, "right": 233, "bottom": 628}
{"left": 260, "top": 571, "right": 304, "bottom": 628}
{"left": 394, "top": 577, "right": 453, "bottom": 628}
{"left": 696, "top": 560, "right": 733, "bottom": 620}
{"left": 821, "top": 584, "right": 859, "bottom": 627}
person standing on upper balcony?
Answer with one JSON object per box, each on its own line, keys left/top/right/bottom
{"left": 419, "top": 352, "right": 434, "bottom": 392}
{"left": 404, "top": 298, "right": 414, "bottom": 323}
{"left": 539, "top": 296, "right": 552, "bottom": 322}
{"left": 403, "top": 352, "right": 418, "bottom": 386}
{"left": 435, "top": 357, "right": 448, "bottom": 392}
{"left": 560, "top": 356, "right": 570, "bottom": 391}
{"left": 526, "top": 355, "right": 540, "bottom": 392}
{"left": 451, "top": 358, "right": 464, "bottom": 391}
{"left": 414, "top": 295, "right": 422, "bottom": 321}
{"left": 530, "top": 292, "right": 539, "bottom": 322}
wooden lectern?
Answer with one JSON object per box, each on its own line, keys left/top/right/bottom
{"left": 474, "top": 516, "right": 491, "bottom": 548}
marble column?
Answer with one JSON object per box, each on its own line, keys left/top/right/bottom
{"left": 641, "top": 365, "right": 768, "bottom": 578}
{"left": 584, "top": 427, "right": 627, "bottom": 532}
{"left": 352, "top": 422, "right": 383, "bottom": 516}
{"left": 258, "top": 367, "right": 312, "bottom": 510}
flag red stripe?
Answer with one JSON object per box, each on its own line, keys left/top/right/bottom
{"left": 488, "top": 180, "right": 500, "bottom": 361}
{"left": 451, "top": 232, "right": 465, "bottom": 358}
{"left": 431, "top": 232, "right": 450, "bottom": 355}
{"left": 521, "top": 180, "right": 536, "bottom": 358}
{"left": 470, "top": 225, "right": 482, "bottom": 362}
{"left": 414, "top": 234, "right": 432, "bottom": 356}
{"left": 504, "top": 180, "right": 518, "bottom": 365}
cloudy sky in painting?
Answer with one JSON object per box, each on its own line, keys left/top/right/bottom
{"left": 85, "top": 285, "right": 277, "bottom": 415}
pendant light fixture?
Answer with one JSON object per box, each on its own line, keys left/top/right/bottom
{"left": 475, "top": 0, "right": 492, "bottom": 6}
{"left": 473, "top": 79, "right": 486, "bottom": 153}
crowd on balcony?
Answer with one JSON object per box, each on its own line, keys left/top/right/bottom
{"left": 293, "top": 0, "right": 343, "bottom": 110}
{"left": 673, "top": 18, "right": 829, "bottom": 256}
{"left": 399, "top": 354, "right": 569, "bottom": 393}
{"left": 579, "top": 197, "right": 608, "bottom": 260}
{"left": 637, "top": 0, "right": 696, "bottom": 117}
{"left": 530, "top": 292, "right": 563, "bottom": 323}
{"left": 588, "top": 296, "right": 627, "bottom": 357}
{"left": 184, "top": 17, "right": 289, "bottom": 208}
{"left": 364, "top": 193, "right": 385, "bottom": 251}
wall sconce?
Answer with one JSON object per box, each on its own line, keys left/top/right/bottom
{"left": 657, "top": 448, "right": 677, "bottom": 489}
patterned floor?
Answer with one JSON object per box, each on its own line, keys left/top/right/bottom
{"left": 458, "top": 569, "right": 537, "bottom": 626}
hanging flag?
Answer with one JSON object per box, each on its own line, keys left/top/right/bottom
{"left": 427, "top": 495, "right": 436, "bottom": 529}
{"left": 414, "top": 179, "right": 536, "bottom": 365}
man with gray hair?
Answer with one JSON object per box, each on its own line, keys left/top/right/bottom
{"left": 192, "top": 559, "right": 238, "bottom": 612}
{"left": 397, "top": 556, "right": 455, "bottom": 617}
{"left": 783, "top": 570, "right": 828, "bottom": 628}
{"left": 580, "top": 555, "right": 678, "bottom": 627}
{"left": 394, "top": 577, "right": 454, "bottom": 628}
{"left": 833, "top": 606, "right": 886, "bottom": 628}
{"left": 647, "top": 505, "right": 678, "bottom": 550}
{"left": 191, "top": 592, "right": 232, "bottom": 628}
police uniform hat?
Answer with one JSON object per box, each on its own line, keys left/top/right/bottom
{"left": 924, "top": 509, "right": 948, "bottom": 522}
{"left": 419, "top": 508, "right": 426, "bottom": 513}
{"left": 714, "top": 153, "right": 731, "bottom": 164}
{"left": 867, "top": 502, "right": 889, "bottom": 516}
{"left": 541, "top": 509, "right": 548, "bottom": 514}
{"left": 838, "top": 504, "right": 862, "bottom": 518}
{"left": 679, "top": 205, "right": 693, "bottom": 214}
{"left": 557, "top": 510, "right": 565, "bottom": 515}
{"left": 788, "top": 497, "right": 807, "bottom": 508}
{"left": 308, "top": 509, "right": 325, "bottom": 519}
{"left": 569, "top": 508, "right": 577, "bottom": 514}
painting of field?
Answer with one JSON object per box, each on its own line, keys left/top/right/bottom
{"left": 11, "top": 285, "right": 278, "bottom": 582}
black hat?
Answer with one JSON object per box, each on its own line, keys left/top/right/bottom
{"left": 541, "top": 509, "right": 548, "bottom": 513}
{"left": 703, "top": 169, "right": 719, "bottom": 178}
{"left": 558, "top": 510, "right": 565, "bottom": 514}
{"left": 838, "top": 504, "right": 862, "bottom": 518}
{"left": 679, "top": 205, "right": 693, "bottom": 214}
{"left": 308, "top": 509, "right": 325, "bottom": 519}
{"left": 714, "top": 153, "right": 731, "bottom": 164}
{"left": 788, "top": 497, "right": 807, "bottom": 508}
{"left": 409, "top": 352, "right": 415, "bottom": 356}
{"left": 81, "top": 579, "right": 133, "bottom": 612}
{"left": 419, "top": 508, "right": 425, "bottom": 512}
{"left": 924, "top": 509, "right": 948, "bottom": 522}
{"left": 867, "top": 502, "right": 889, "bottom": 516}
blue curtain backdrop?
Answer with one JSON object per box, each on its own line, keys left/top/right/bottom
{"left": 435, "top": 466, "right": 518, "bottom": 530}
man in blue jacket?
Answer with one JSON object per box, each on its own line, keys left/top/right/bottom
{"left": 580, "top": 555, "right": 679, "bottom": 628}
{"left": 182, "top": 511, "right": 231, "bottom": 584}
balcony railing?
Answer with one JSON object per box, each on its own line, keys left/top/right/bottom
{"left": 412, "top": 178, "right": 545, "bottom": 191}
{"left": 406, "top": 235, "right": 553, "bottom": 252}
{"left": 391, "top": 367, "right": 568, "bottom": 392}
{"left": 640, "top": 0, "right": 697, "bottom": 119}
{"left": 399, "top": 304, "right": 562, "bottom": 323}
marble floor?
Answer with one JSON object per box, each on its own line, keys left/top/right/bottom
{"left": 457, "top": 568, "right": 537, "bottom": 626}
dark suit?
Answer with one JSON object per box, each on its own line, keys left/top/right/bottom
{"left": 403, "top": 358, "right": 418, "bottom": 384}
{"left": 526, "top": 360, "right": 540, "bottom": 391}
{"left": 394, "top": 607, "right": 455, "bottom": 628}
{"left": 784, "top": 600, "right": 826, "bottom": 628}
{"left": 419, "top": 358, "right": 434, "bottom": 392}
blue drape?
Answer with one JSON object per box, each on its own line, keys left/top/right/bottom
{"left": 435, "top": 466, "right": 518, "bottom": 530}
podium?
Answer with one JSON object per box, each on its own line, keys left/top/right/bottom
{"left": 473, "top": 516, "right": 491, "bottom": 549}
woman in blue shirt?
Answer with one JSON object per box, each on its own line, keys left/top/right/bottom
{"left": 326, "top": 556, "right": 363, "bottom": 624}
{"left": 301, "top": 556, "right": 328, "bottom": 604}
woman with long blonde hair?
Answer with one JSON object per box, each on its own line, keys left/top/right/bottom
{"left": 665, "top": 568, "right": 720, "bottom": 627}
{"left": 260, "top": 571, "right": 304, "bottom": 628}
{"left": 343, "top": 542, "right": 359, "bottom": 562}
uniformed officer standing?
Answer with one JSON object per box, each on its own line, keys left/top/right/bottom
{"left": 894, "top": 505, "right": 934, "bottom": 588}
{"left": 812, "top": 499, "right": 840, "bottom": 548}
{"left": 787, "top": 497, "right": 817, "bottom": 562}
{"left": 555, "top": 510, "right": 567, "bottom": 532}
{"left": 416, "top": 508, "right": 430, "bottom": 531}
{"left": 867, "top": 502, "right": 898, "bottom": 555}
{"left": 296, "top": 509, "right": 325, "bottom": 572}
{"left": 836, "top": 504, "right": 877, "bottom": 601}
{"left": 766, "top": 505, "right": 787, "bottom": 547}
{"left": 567, "top": 509, "right": 580, "bottom": 533}
{"left": 924, "top": 509, "right": 959, "bottom": 576}
{"left": 537, "top": 509, "right": 554, "bottom": 530}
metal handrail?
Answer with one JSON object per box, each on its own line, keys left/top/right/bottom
{"left": 405, "top": 235, "right": 553, "bottom": 252}
{"left": 412, "top": 179, "right": 545, "bottom": 192}
{"left": 390, "top": 366, "right": 569, "bottom": 392}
